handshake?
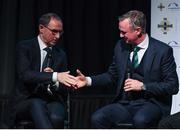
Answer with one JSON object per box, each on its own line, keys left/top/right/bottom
{"left": 56, "top": 69, "right": 87, "bottom": 89}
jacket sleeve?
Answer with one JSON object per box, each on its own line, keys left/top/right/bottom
{"left": 91, "top": 56, "right": 118, "bottom": 87}
{"left": 145, "top": 47, "right": 179, "bottom": 96}
{"left": 16, "top": 42, "right": 53, "bottom": 84}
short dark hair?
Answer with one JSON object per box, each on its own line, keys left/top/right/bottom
{"left": 118, "top": 10, "right": 146, "bottom": 34}
{"left": 38, "top": 13, "right": 62, "bottom": 26}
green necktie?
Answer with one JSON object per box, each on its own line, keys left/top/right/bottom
{"left": 132, "top": 46, "right": 140, "bottom": 68}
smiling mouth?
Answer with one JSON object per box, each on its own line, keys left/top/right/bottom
{"left": 123, "top": 38, "right": 131, "bottom": 44}
{"left": 122, "top": 37, "right": 128, "bottom": 42}
{"left": 53, "top": 39, "right": 58, "bottom": 42}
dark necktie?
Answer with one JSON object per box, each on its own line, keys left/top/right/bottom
{"left": 132, "top": 46, "right": 140, "bottom": 68}
{"left": 41, "top": 47, "right": 54, "bottom": 95}
{"left": 42, "top": 47, "right": 53, "bottom": 71}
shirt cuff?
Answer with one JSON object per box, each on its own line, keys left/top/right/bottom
{"left": 86, "top": 77, "right": 92, "bottom": 86}
{"left": 52, "top": 72, "right": 59, "bottom": 88}
{"left": 52, "top": 72, "right": 58, "bottom": 82}
{"left": 141, "top": 83, "right": 146, "bottom": 91}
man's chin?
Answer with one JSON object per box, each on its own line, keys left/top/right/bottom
{"left": 126, "top": 41, "right": 130, "bottom": 44}
{"left": 50, "top": 42, "right": 56, "bottom": 46}
{"left": 124, "top": 40, "right": 134, "bottom": 45}
{"left": 123, "top": 39, "right": 130, "bottom": 44}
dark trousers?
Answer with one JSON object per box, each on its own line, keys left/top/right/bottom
{"left": 15, "top": 98, "right": 66, "bottom": 129}
{"left": 91, "top": 99, "right": 162, "bottom": 128}
{"left": 158, "top": 111, "right": 180, "bottom": 129}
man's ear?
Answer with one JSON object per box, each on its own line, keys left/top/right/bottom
{"left": 39, "top": 24, "right": 44, "bottom": 33}
{"left": 39, "top": 24, "right": 44, "bottom": 29}
{"left": 135, "top": 27, "right": 142, "bottom": 37}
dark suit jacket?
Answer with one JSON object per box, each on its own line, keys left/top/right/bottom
{"left": 91, "top": 37, "right": 179, "bottom": 116}
{"left": 15, "top": 37, "right": 68, "bottom": 103}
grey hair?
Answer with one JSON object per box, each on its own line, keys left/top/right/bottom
{"left": 39, "top": 12, "right": 62, "bottom": 26}
{"left": 118, "top": 10, "right": 146, "bottom": 34}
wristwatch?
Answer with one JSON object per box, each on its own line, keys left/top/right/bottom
{"left": 141, "top": 84, "right": 146, "bottom": 91}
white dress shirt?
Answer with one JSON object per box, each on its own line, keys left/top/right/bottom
{"left": 130, "top": 34, "right": 149, "bottom": 64}
{"left": 38, "top": 35, "right": 59, "bottom": 85}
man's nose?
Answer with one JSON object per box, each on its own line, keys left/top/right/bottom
{"left": 55, "top": 32, "right": 60, "bottom": 39}
{"left": 120, "top": 33, "right": 124, "bottom": 38}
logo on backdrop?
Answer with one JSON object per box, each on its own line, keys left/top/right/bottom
{"left": 168, "top": 2, "right": 180, "bottom": 10}
{"left": 168, "top": 41, "right": 180, "bottom": 47}
{"left": 157, "top": 18, "right": 173, "bottom": 34}
{"left": 158, "top": 3, "right": 165, "bottom": 11}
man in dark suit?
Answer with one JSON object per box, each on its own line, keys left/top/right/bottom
{"left": 75, "top": 10, "right": 179, "bottom": 128}
{"left": 12, "top": 13, "right": 77, "bottom": 128}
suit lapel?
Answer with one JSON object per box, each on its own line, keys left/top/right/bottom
{"left": 143, "top": 39, "right": 156, "bottom": 81}
{"left": 51, "top": 47, "right": 60, "bottom": 70}
{"left": 32, "top": 38, "right": 41, "bottom": 71}
{"left": 116, "top": 44, "right": 131, "bottom": 95}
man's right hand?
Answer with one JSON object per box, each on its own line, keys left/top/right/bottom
{"left": 75, "top": 69, "right": 88, "bottom": 89}
{"left": 57, "top": 71, "right": 77, "bottom": 87}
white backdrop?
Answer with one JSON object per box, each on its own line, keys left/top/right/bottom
{"left": 151, "top": 0, "right": 180, "bottom": 114}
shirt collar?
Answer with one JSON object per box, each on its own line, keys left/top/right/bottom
{"left": 137, "top": 34, "right": 149, "bottom": 49}
{"left": 38, "top": 35, "right": 47, "bottom": 51}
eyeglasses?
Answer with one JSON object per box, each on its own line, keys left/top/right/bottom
{"left": 44, "top": 26, "right": 64, "bottom": 35}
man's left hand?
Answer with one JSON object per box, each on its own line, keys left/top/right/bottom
{"left": 124, "top": 79, "right": 143, "bottom": 92}
{"left": 43, "top": 67, "right": 54, "bottom": 72}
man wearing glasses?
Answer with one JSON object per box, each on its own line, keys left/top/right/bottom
{"left": 13, "top": 13, "right": 77, "bottom": 128}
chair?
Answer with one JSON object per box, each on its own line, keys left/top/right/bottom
{"left": 64, "top": 90, "right": 71, "bottom": 128}
{"left": 15, "top": 119, "right": 34, "bottom": 129}
{"left": 14, "top": 91, "right": 71, "bottom": 129}
{"left": 114, "top": 122, "right": 134, "bottom": 129}
{"left": 114, "top": 122, "right": 158, "bottom": 129}
{"left": 69, "top": 94, "right": 114, "bottom": 128}
{"left": 15, "top": 118, "right": 70, "bottom": 128}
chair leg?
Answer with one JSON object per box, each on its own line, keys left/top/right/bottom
{"left": 114, "top": 123, "right": 134, "bottom": 129}
{"left": 15, "top": 120, "right": 34, "bottom": 129}
{"left": 65, "top": 90, "right": 71, "bottom": 128}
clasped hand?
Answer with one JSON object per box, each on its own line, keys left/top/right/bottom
{"left": 124, "top": 78, "right": 143, "bottom": 92}
{"left": 43, "top": 67, "right": 78, "bottom": 88}
{"left": 58, "top": 69, "right": 88, "bottom": 89}
{"left": 43, "top": 67, "right": 88, "bottom": 89}
{"left": 57, "top": 71, "right": 78, "bottom": 87}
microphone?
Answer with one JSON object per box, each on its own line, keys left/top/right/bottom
{"left": 126, "top": 68, "right": 131, "bottom": 79}
{"left": 125, "top": 68, "right": 132, "bottom": 100}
